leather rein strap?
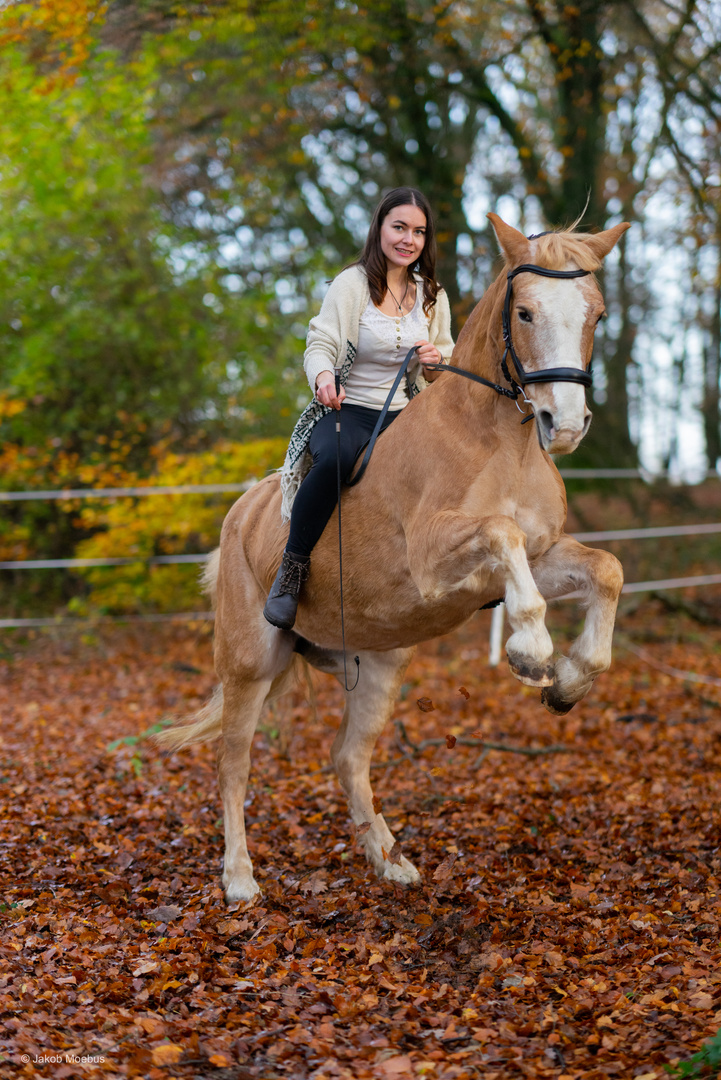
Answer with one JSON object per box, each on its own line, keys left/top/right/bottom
{"left": 345, "top": 344, "right": 420, "bottom": 488}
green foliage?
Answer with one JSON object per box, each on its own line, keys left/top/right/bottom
{"left": 0, "top": 50, "right": 204, "bottom": 454}
{"left": 666, "top": 1029, "right": 721, "bottom": 1078}
{"left": 0, "top": 33, "right": 309, "bottom": 463}
{"left": 107, "top": 716, "right": 175, "bottom": 777}
{"left": 0, "top": 13, "right": 311, "bottom": 616}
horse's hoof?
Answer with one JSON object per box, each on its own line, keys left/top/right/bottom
{"left": 508, "top": 655, "right": 554, "bottom": 688}
{"left": 223, "top": 877, "right": 262, "bottom": 909}
{"left": 380, "top": 857, "right": 422, "bottom": 887}
{"left": 541, "top": 685, "right": 576, "bottom": 715}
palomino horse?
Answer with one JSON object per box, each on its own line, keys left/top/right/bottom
{"left": 158, "top": 215, "right": 629, "bottom": 906}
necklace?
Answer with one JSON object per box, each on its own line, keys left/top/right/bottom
{"left": 386, "top": 279, "right": 410, "bottom": 315}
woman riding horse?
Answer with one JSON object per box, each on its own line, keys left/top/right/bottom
{"left": 263, "top": 186, "right": 456, "bottom": 630}
{"left": 158, "top": 213, "right": 630, "bottom": 906}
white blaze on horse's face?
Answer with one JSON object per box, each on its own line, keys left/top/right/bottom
{"left": 513, "top": 274, "right": 603, "bottom": 454}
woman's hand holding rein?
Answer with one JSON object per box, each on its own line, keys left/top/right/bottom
{"left": 415, "top": 340, "right": 447, "bottom": 382}
{"left": 315, "top": 339, "right": 446, "bottom": 407}
{"left": 316, "top": 369, "right": 346, "bottom": 410}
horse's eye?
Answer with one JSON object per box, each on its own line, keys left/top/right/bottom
{"left": 518, "top": 309, "right": 533, "bottom": 323}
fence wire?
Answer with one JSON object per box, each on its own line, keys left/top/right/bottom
{"left": 3, "top": 472, "right": 720, "bottom": 628}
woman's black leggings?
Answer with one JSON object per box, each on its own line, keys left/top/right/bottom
{"left": 285, "top": 403, "right": 401, "bottom": 559}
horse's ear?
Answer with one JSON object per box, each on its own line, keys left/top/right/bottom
{"left": 487, "top": 213, "right": 530, "bottom": 264}
{"left": 583, "top": 221, "right": 631, "bottom": 262}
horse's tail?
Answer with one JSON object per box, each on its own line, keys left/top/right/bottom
{"left": 155, "top": 657, "right": 305, "bottom": 752}
{"left": 201, "top": 547, "right": 221, "bottom": 607}
{"left": 155, "top": 685, "right": 224, "bottom": 750}
{"left": 154, "top": 548, "right": 223, "bottom": 751}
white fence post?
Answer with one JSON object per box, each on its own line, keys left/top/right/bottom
{"left": 489, "top": 603, "right": 505, "bottom": 667}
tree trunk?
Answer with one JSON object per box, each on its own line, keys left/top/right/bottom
{"left": 572, "top": 235, "right": 638, "bottom": 467}
{"left": 702, "top": 272, "right": 721, "bottom": 470}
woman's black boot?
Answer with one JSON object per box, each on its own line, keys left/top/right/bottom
{"left": 262, "top": 551, "right": 311, "bottom": 630}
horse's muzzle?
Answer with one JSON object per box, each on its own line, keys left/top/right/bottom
{"left": 535, "top": 408, "right": 592, "bottom": 454}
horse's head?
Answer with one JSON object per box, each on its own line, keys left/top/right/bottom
{"left": 488, "top": 213, "right": 630, "bottom": 455}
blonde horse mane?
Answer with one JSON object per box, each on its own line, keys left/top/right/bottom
{"left": 524, "top": 224, "right": 607, "bottom": 275}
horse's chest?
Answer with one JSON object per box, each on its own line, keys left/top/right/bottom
{"left": 515, "top": 501, "right": 564, "bottom": 559}
{"left": 464, "top": 466, "right": 564, "bottom": 545}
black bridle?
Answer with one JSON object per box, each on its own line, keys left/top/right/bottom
{"left": 499, "top": 264, "right": 593, "bottom": 394}
{"left": 424, "top": 263, "right": 594, "bottom": 404}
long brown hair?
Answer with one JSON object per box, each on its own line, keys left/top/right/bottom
{"left": 350, "top": 187, "right": 439, "bottom": 316}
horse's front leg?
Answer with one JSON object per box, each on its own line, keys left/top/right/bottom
{"left": 407, "top": 511, "right": 554, "bottom": 687}
{"left": 531, "top": 534, "right": 624, "bottom": 714}
{"left": 330, "top": 647, "right": 420, "bottom": 885}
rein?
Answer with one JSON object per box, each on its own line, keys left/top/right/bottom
{"left": 334, "top": 368, "right": 360, "bottom": 691}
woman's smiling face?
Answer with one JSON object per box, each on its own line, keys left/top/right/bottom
{"left": 379, "top": 204, "right": 427, "bottom": 273}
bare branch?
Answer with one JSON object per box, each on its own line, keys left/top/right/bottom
{"left": 617, "top": 635, "right": 721, "bottom": 688}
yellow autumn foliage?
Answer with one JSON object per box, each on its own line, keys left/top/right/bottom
{"left": 0, "top": 0, "right": 107, "bottom": 91}
{"left": 0, "top": 427, "right": 146, "bottom": 562}
{"left": 71, "top": 438, "right": 285, "bottom": 614}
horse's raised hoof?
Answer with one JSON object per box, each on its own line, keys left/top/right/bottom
{"left": 541, "top": 685, "right": 576, "bottom": 715}
{"left": 508, "top": 655, "right": 554, "bottom": 688}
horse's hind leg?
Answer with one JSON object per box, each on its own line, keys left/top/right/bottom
{"left": 532, "top": 535, "right": 624, "bottom": 713}
{"left": 217, "top": 674, "right": 273, "bottom": 905}
{"left": 329, "top": 647, "right": 420, "bottom": 885}
{"left": 217, "top": 635, "right": 296, "bottom": 906}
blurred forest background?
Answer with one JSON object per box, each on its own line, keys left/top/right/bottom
{"left": 1, "top": 0, "right": 720, "bottom": 618}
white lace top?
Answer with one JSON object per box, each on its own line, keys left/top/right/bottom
{"left": 343, "top": 290, "right": 429, "bottom": 410}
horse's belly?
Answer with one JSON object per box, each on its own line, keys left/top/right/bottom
{"left": 293, "top": 486, "right": 561, "bottom": 649}
{"left": 234, "top": 470, "right": 560, "bottom": 651}
{"left": 296, "top": 596, "right": 482, "bottom": 651}
{"left": 296, "top": 558, "right": 506, "bottom": 652}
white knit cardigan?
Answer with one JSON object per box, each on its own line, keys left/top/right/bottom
{"left": 279, "top": 265, "right": 455, "bottom": 521}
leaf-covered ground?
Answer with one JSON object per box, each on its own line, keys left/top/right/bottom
{"left": 1, "top": 602, "right": 720, "bottom": 1079}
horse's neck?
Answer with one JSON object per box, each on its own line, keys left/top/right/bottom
{"left": 440, "top": 275, "right": 536, "bottom": 451}
{"left": 453, "top": 274, "right": 506, "bottom": 384}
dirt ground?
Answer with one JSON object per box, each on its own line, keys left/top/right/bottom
{"left": 1, "top": 598, "right": 720, "bottom": 1079}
